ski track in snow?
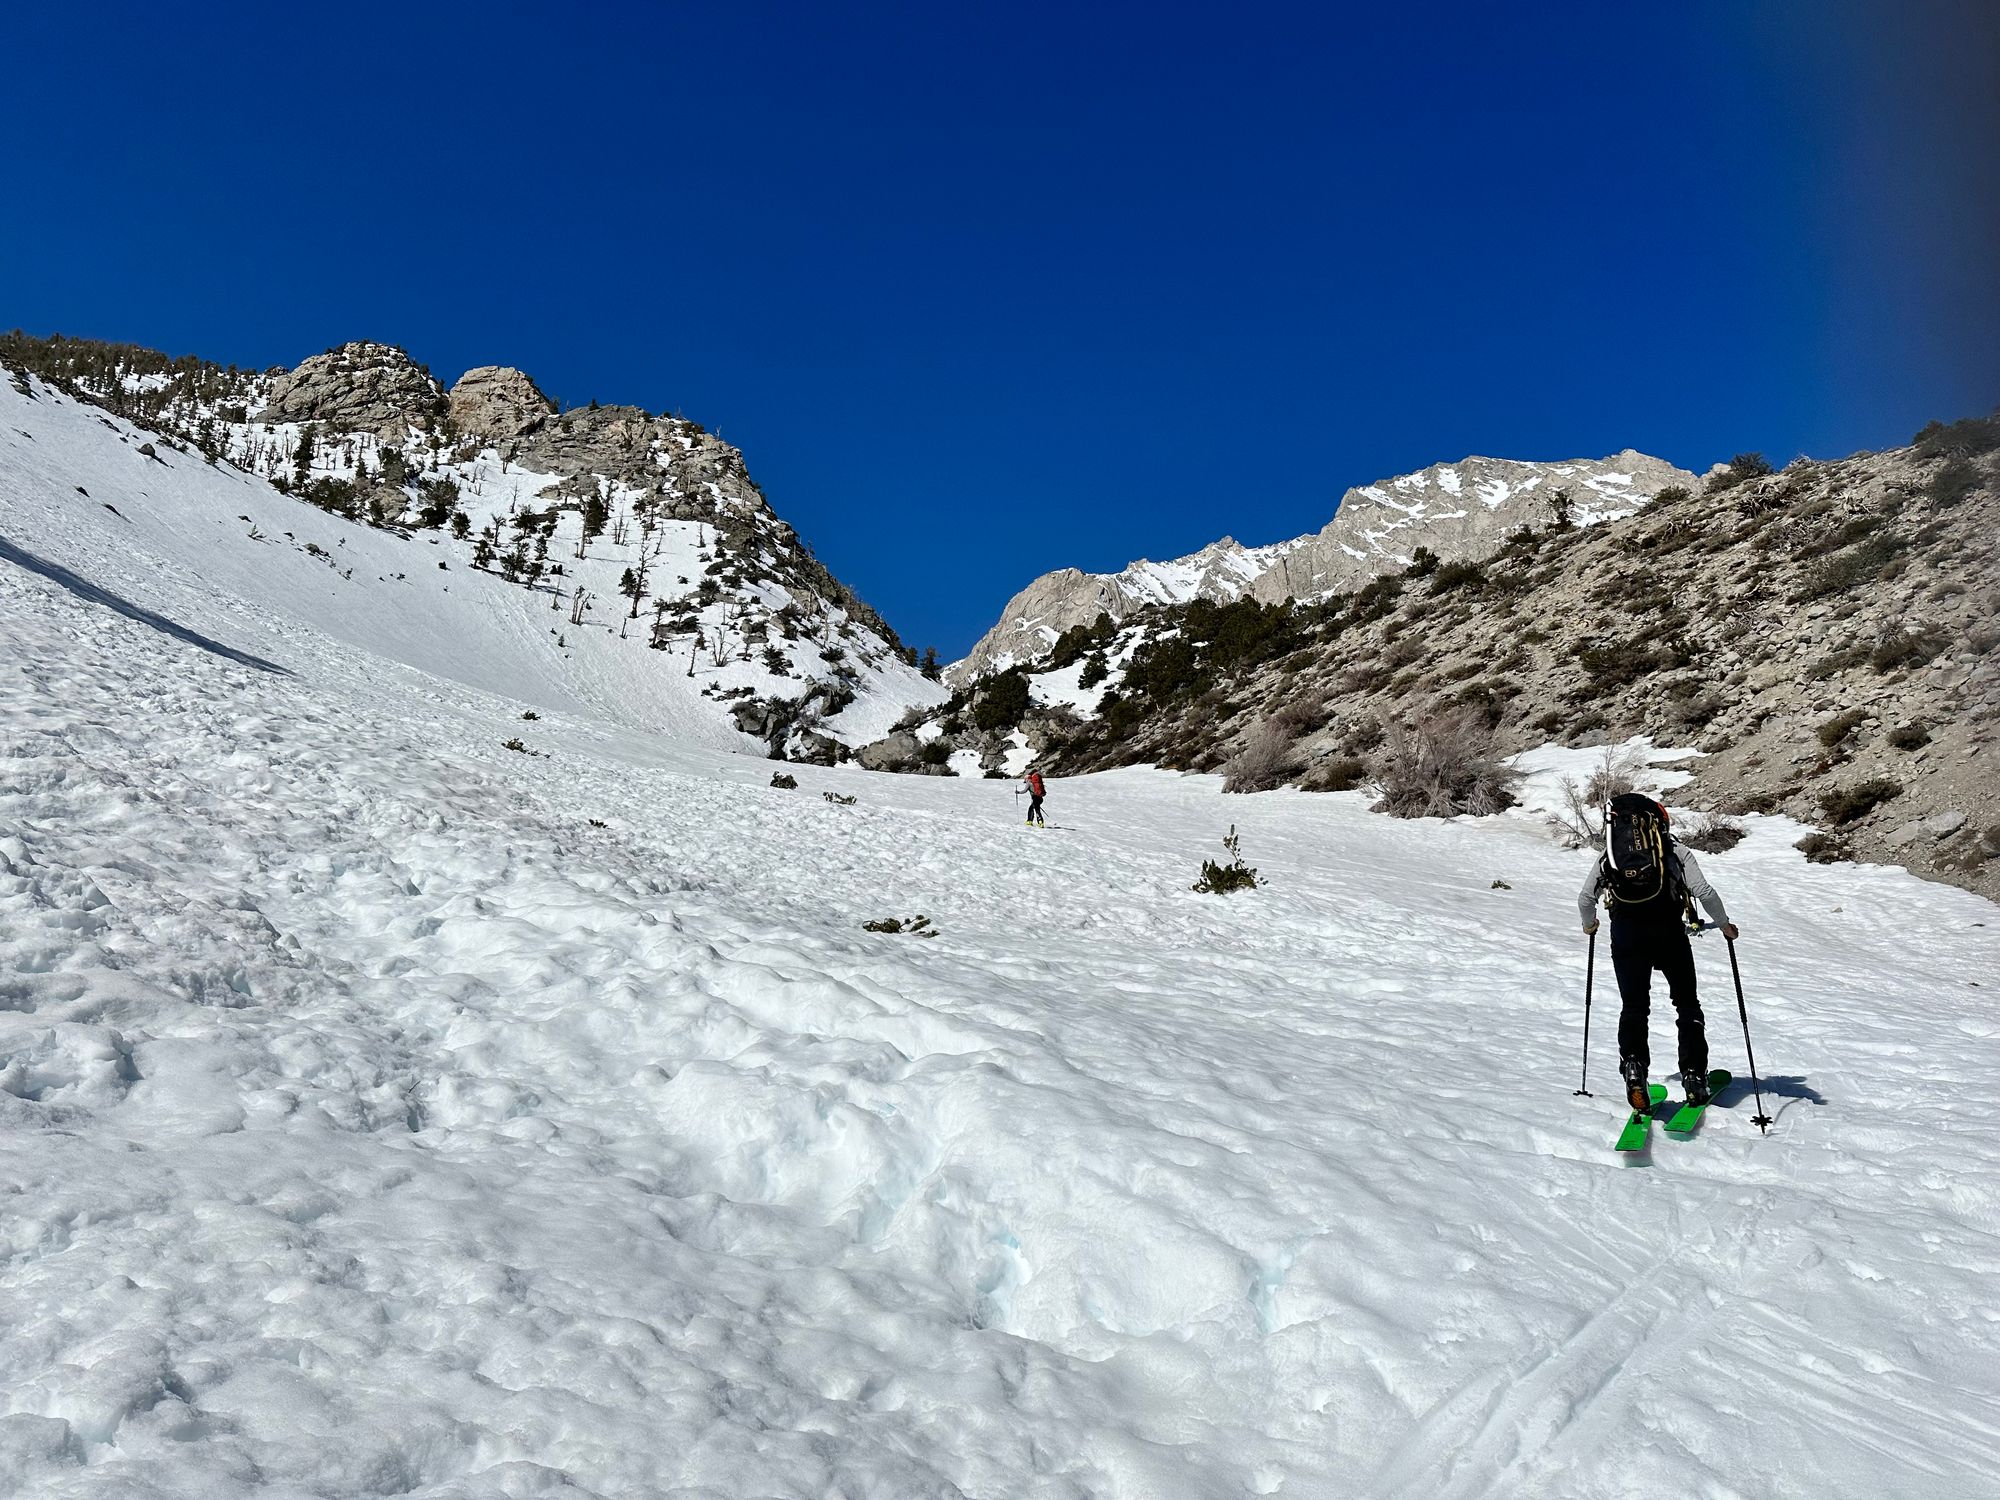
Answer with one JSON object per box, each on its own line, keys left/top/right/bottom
{"left": 4, "top": 386, "right": 2000, "bottom": 1498}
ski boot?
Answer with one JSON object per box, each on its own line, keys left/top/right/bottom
{"left": 1621, "top": 1059, "right": 1652, "bottom": 1115}
{"left": 1681, "top": 1068, "right": 1713, "bottom": 1107}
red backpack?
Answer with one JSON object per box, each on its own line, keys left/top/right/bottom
{"left": 1027, "top": 772, "right": 1045, "bottom": 797}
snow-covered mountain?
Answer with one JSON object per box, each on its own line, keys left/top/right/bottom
{"left": 890, "top": 425, "right": 2000, "bottom": 903}
{"left": 4, "top": 342, "right": 1998, "bottom": 1496}
{"left": 952, "top": 451, "right": 1699, "bottom": 683}
{"left": 0, "top": 337, "right": 944, "bottom": 757}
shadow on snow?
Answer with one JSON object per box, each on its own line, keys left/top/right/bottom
{"left": 0, "top": 532, "right": 290, "bottom": 676}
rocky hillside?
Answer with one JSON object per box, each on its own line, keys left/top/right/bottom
{"left": 1, "top": 334, "right": 940, "bottom": 758}
{"left": 880, "top": 424, "right": 2000, "bottom": 901}
{"left": 952, "top": 451, "right": 1699, "bottom": 684}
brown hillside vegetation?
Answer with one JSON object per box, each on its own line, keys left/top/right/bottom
{"left": 912, "top": 418, "right": 2000, "bottom": 900}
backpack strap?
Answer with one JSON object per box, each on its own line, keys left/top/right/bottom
{"left": 1665, "top": 846, "right": 1698, "bottom": 927}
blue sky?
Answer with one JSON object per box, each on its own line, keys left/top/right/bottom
{"left": 3, "top": 1, "right": 1993, "bottom": 656}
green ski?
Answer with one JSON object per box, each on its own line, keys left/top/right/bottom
{"left": 1614, "top": 1084, "right": 1670, "bottom": 1152}
{"left": 1664, "top": 1070, "right": 1732, "bottom": 1137}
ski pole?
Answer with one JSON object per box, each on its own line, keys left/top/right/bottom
{"left": 1574, "top": 928, "right": 1595, "bottom": 1098}
{"left": 1726, "top": 935, "right": 1773, "bottom": 1134}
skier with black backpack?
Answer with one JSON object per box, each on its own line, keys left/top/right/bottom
{"left": 1578, "top": 794, "right": 1739, "bottom": 1114}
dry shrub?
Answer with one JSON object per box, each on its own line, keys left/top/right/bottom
{"left": 1269, "top": 692, "right": 1327, "bottom": 740}
{"left": 1223, "top": 718, "right": 1297, "bottom": 794}
{"left": 1819, "top": 778, "right": 1901, "bottom": 825}
{"left": 1817, "top": 708, "right": 1868, "bottom": 747}
{"left": 1869, "top": 627, "right": 1944, "bottom": 673}
{"left": 1795, "top": 832, "right": 1850, "bottom": 864}
{"left": 1548, "top": 745, "right": 1643, "bottom": 847}
{"left": 1302, "top": 753, "right": 1368, "bottom": 792}
{"left": 1678, "top": 812, "right": 1747, "bottom": 853}
{"left": 1344, "top": 717, "right": 1386, "bottom": 754}
{"left": 1371, "top": 706, "right": 1519, "bottom": 819}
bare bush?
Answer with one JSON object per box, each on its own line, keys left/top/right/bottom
{"left": 1371, "top": 707, "right": 1520, "bottom": 819}
{"left": 1547, "top": 745, "right": 1643, "bottom": 847}
{"left": 1817, "top": 708, "right": 1868, "bottom": 747}
{"left": 1268, "top": 690, "right": 1327, "bottom": 740}
{"left": 1301, "top": 753, "right": 1367, "bottom": 792}
{"left": 1223, "top": 716, "right": 1297, "bottom": 794}
{"left": 1678, "top": 812, "right": 1747, "bottom": 853}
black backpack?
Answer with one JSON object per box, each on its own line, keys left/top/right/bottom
{"left": 1602, "top": 793, "right": 1690, "bottom": 918}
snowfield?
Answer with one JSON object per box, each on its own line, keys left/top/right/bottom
{"left": 4, "top": 383, "right": 2000, "bottom": 1499}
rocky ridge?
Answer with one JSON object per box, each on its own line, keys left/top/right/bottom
{"left": 952, "top": 451, "right": 1700, "bottom": 684}
{"left": 449, "top": 365, "right": 556, "bottom": 441}
{"left": 260, "top": 341, "right": 450, "bottom": 437}
{"left": 882, "top": 423, "right": 2000, "bottom": 900}
{"left": 1, "top": 334, "right": 937, "bottom": 760}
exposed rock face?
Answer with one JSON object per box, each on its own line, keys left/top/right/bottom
{"left": 889, "top": 425, "right": 2000, "bottom": 900}
{"left": 950, "top": 451, "right": 1699, "bottom": 684}
{"left": 1245, "top": 451, "right": 1699, "bottom": 604}
{"left": 258, "top": 342, "right": 448, "bottom": 438}
{"left": 0, "top": 329, "right": 944, "bottom": 767}
{"left": 448, "top": 366, "right": 554, "bottom": 441}
{"left": 857, "top": 731, "right": 924, "bottom": 770}
{"left": 511, "top": 407, "right": 751, "bottom": 517}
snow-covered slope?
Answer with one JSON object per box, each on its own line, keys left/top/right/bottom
{"left": 3, "top": 375, "right": 1997, "bottom": 1496}
{"left": 952, "top": 451, "right": 1698, "bottom": 683}
{"left": 0, "top": 372, "right": 941, "bottom": 752}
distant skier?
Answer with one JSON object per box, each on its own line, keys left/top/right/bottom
{"left": 1022, "top": 767, "right": 1047, "bottom": 827}
{"left": 1578, "top": 794, "right": 1738, "bottom": 1112}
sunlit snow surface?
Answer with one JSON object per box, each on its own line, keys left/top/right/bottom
{"left": 4, "top": 385, "right": 2000, "bottom": 1498}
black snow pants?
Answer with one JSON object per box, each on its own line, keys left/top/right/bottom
{"left": 1027, "top": 794, "right": 1045, "bottom": 825}
{"left": 1611, "top": 916, "right": 1708, "bottom": 1078}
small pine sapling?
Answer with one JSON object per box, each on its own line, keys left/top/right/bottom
{"left": 1192, "top": 825, "right": 1261, "bottom": 894}
{"left": 862, "top": 915, "right": 938, "bottom": 937}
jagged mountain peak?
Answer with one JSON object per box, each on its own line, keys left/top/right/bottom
{"left": 0, "top": 333, "right": 942, "bottom": 760}
{"left": 259, "top": 340, "right": 449, "bottom": 438}
{"left": 883, "top": 421, "right": 1998, "bottom": 901}
{"left": 950, "top": 449, "right": 1698, "bottom": 684}
{"left": 449, "top": 366, "right": 556, "bottom": 441}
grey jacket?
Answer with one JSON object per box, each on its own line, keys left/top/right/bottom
{"left": 1578, "top": 845, "right": 1729, "bottom": 930}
